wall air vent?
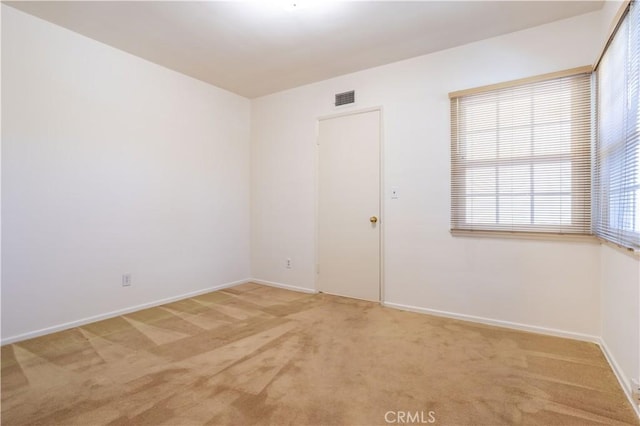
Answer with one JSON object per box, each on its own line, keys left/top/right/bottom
{"left": 335, "top": 90, "right": 355, "bottom": 107}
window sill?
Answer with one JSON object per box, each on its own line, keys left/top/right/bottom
{"left": 450, "top": 229, "right": 600, "bottom": 244}
{"left": 598, "top": 238, "right": 640, "bottom": 259}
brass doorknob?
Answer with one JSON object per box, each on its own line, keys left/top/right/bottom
{"left": 370, "top": 216, "right": 378, "bottom": 223}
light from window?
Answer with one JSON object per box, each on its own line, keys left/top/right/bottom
{"left": 450, "top": 72, "right": 592, "bottom": 235}
{"left": 594, "top": 1, "right": 640, "bottom": 251}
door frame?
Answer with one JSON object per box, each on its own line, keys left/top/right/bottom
{"left": 314, "top": 106, "right": 385, "bottom": 303}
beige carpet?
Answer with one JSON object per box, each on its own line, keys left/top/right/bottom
{"left": 2, "top": 283, "right": 638, "bottom": 425}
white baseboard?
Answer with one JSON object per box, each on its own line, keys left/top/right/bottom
{"left": 599, "top": 339, "right": 640, "bottom": 419}
{"left": 249, "top": 278, "right": 317, "bottom": 294}
{"left": 1, "top": 278, "right": 250, "bottom": 345}
{"left": 383, "top": 301, "right": 600, "bottom": 343}
{"left": 384, "top": 301, "right": 639, "bottom": 419}
{"left": 3, "top": 279, "right": 638, "bottom": 419}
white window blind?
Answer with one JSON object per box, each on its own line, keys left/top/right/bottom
{"left": 594, "top": 1, "right": 640, "bottom": 251}
{"left": 450, "top": 72, "right": 592, "bottom": 235}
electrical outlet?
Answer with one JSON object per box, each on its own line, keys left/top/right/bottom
{"left": 122, "top": 273, "right": 132, "bottom": 287}
{"left": 286, "top": 258, "right": 292, "bottom": 269}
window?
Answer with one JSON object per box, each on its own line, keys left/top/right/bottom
{"left": 594, "top": 1, "right": 640, "bottom": 251}
{"left": 450, "top": 71, "right": 592, "bottom": 235}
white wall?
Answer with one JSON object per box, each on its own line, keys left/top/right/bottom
{"left": 601, "top": 245, "right": 640, "bottom": 403}
{"left": 1, "top": 5, "right": 251, "bottom": 342}
{"left": 251, "top": 11, "right": 604, "bottom": 339}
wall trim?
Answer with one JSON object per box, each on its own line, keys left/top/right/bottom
{"left": 4, "top": 276, "right": 638, "bottom": 418}
{"left": 449, "top": 65, "right": 593, "bottom": 99}
{"left": 250, "top": 278, "right": 318, "bottom": 294}
{"left": 383, "top": 301, "right": 600, "bottom": 343}
{"left": 599, "top": 238, "right": 640, "bottom": 260}
{"left": 599, "top": 338, "right": 640, "bottom": 419}
{"left": 384, "top": 301, "right": 639, "bottom": 419}
{"left": 1, "top": 278, "right": 251, "bottom": 345}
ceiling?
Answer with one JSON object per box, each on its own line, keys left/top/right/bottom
{"left": 5, "top": 1, "right": 603, "bottom": 98}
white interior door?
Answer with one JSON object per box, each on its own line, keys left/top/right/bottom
{"left": 318, "top": 109, "right": 380, "bottom": 302}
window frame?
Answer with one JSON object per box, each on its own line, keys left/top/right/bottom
{"left": 593, "top": 0, "right": 640, "bottom": 251}
{"left": 450, "top": 69, "right": 593, "bottom": 237}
